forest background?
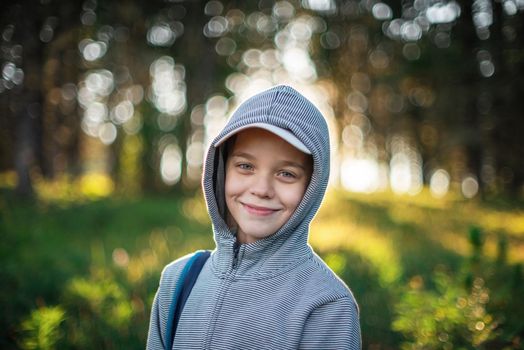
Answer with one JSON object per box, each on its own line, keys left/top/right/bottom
{"left": 1, "top": 0, "right": 524, "bottom": 349}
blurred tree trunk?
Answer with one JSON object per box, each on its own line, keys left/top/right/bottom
{"left": 41, "top": 1, "right": 83, "bottom": 180}
{"left": 6, "top": 0, "right": 84, "bottom": 196}
{"left": 490, "top": 1, "right": 524, "bottom": 195}
{"left": 435, "top": 1, "right": 483, "bottom": 192}
{"left": 12, "top": 2, "right": 45, "bottom": 197}
{"left": 177, "top": 0, "right": 217, "bottom": 190}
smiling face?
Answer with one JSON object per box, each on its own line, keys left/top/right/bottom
{"left": 224, "top": 128, "right": 312, "bottom": 244}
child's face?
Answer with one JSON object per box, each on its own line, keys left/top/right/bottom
{"left": 225, "top": 128, "right": 312, "bottom": 244}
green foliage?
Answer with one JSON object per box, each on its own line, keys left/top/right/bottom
{"left": 61, "top": 271, "right": 140, "bottom": 348}
{"left": 469, "top": 226, "right": 484, "bottom": 251}
{"left": 1, "top": 192, "right": 212, "bottom": 349}
{"left": 2, "top": 188, "right": 523, "bottom": 348}
{"left": 312, "top": 190, "right": 524, "bottom": 348}
{"left": 19, "top": 306, "right": 65, "bottom": 350}
{"left": 66, "top": 274, "right": 133, "bottom": 327}
{"left": 324, "top": 250, "right": 402, "bottom": 346}
{"left": 393, "top": 271, "right": 495, "bottom": 349}
{"left": 392, "top": 224, "right": 524, "bottom": 349}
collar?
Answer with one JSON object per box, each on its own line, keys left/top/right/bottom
{"left": 209, "top": 226, "right": 313, "bottom": 279}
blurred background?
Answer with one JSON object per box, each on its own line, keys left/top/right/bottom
{"left": 1, "top": 0, "right": 523, "bottom": 349}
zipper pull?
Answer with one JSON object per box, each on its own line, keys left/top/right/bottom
{"left": 232, "top": 241, "right": 240, "bottom": 269}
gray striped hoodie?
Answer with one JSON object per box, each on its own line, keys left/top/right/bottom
{"left": 147, "top": 85, "right": 361, "bottom": 349}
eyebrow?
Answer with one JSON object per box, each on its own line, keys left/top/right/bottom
{"left": 230, "top": 152, "right": 308, "bottom": 171}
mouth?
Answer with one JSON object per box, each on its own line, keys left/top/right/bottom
{"left": 241, "top": 203, "right": 280, "bottom": 216}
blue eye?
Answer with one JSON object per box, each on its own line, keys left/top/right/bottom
{"left": 279, "top": 171, "right": 296, "bottom": 178}
{"left": 238, "top": 163, "right": 253, "bottom": 170}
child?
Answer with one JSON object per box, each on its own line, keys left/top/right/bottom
{"left": 147, "top": 85, "right": 361, "bottom": 349}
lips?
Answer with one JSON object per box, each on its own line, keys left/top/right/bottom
{"left": 242, "top": 202, "right": 280, "bottom": 216}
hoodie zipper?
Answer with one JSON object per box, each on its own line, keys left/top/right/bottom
{"left": 232, "top": 240, "right": 240, "bottom": 269}
{"left": 203, "top": 240, "right": 241, "bottom": 349}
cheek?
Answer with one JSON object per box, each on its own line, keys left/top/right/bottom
{"left": 225, "top": 172, "right": 242, "bottom": 197}
{"left": 280, "top": 184, "right": 307, "bottom": 211}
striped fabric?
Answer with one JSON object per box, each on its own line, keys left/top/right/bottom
{"left": 147, "top": 85, "right": 361, "bottom": 349}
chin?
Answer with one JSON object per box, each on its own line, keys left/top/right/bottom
{"left": 240, "top": 226, "right": 277, "bottom": 241}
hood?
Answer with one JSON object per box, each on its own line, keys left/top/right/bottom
{"left": 202, "top": 85, "right": 330, "bottom": 277}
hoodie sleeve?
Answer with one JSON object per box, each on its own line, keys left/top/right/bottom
{"left": 146, "top": 289, "right": 166, "bottom": 349}
{"left": 146, "top": 256, "right": 191, "bottom": 350}
{"left": 146, "top": 261, "right": 180, "bottom": 350}
{"left": 299, "top": 296, "right": 361, "bottom": 350}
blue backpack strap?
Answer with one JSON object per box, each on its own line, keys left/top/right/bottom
{"left": 165, "top": 250, "right": 211, "bottom": 350}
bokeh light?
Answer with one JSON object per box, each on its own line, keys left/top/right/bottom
{"left": 149, "top": 56, "right": 187, "bottom": 116}
{"left": 111, "top": 100, "right": 134, "bottom": 125}
{"left": 204, "top": 95, "right": 229, "bottom": 148}
{"left": 462, "top": 175, "right": 480, "bottom": 198}
{"left": 346, "top": 91, "right": 368, "bottom": 113}
{"left": 98, "top": 122, "right": 117, "bottom": 145}
{"left": 401, "top": 21, "right": 422, "bottom": 41}
{"left": 160, "top": 143, "right": 182, "bottom": 185}
{"left": 203, "top": 16, "right": 229, "bottom": 38}
{"left": 302, "top": 0, "right": 336, "bottom": 14}
{"left": 341, "top": 158, "right": 381, "bottom": 193}
{"left": 79, "top": 39, "right": 107, "bottom": 61}
{"left": 85, "top": 70, "right": 114, "bottom": 96}
{"left": 430, "top": 169, "right": 450, "bottom": 198}
{"left": 389, "top": 137, "right": 423, "bottom": 195}
{"left": 425, "top": 2, "right": 461, "bottom": 24}
{"left": 372, "top": 3, "right": 393, "bottom": 21}
{"left": 147, "top": 23, "right": 176, "bottom": 47}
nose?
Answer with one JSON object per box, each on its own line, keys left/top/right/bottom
{"left": 250, "top": 173, "right": 274, "bottom": 198}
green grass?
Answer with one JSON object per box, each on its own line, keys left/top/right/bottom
{"left": 311, "top": 190, "right": 524, "bottom": 348}
{"left": 1, "top": 186, "right": 523, "bottom": 349}
{"left": 0, "top": 190, "right": 213, "bottom": 349}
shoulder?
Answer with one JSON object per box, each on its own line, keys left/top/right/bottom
{"left": 303, "top": 252, "right": 359, "bottom": 312}
{"left": 299, "top": 255, "right": 361, "bottom": 349}
{"left": 158, "top": 253, "right": 194, "bottom": 291}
